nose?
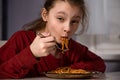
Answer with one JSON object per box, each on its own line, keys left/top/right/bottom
{"left": 64, "top": 27, "right": 70, "bottom": 36}
{"left": 63, "top": 23, "right": 70, "bottom": 34}
{"left": 64, "top": 30, "right": 70, "bottom": 33}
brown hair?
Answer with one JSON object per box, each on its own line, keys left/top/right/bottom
{"left": 23, "top": 0, "right": 88, "bottom": 33}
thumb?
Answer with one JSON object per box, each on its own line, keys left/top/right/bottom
{"left": 41, "top": 32, "right": 51, "bottom": 37}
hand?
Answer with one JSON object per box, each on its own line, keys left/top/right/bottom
{"left": 30, "top": 32, "right": 57, "bottom": 58}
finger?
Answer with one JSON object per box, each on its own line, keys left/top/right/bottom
{"left": 48, "top": 46, "right": 60, "bottom": 58}
{"left": 37, "top": 33, "right": 46, "bottom": 38}
{"left": 47, "top": 46, "right": 57, "bottom": 54}
{"left": 36, "top": 32, "right": 50, "bottom": 38}
{"left": 41, "top": 36, "right": 55, "bottom": 43}
{"left": 40, "top": 45, "right": 56, "bottom": 56}
{"left": 42, "top": 32, "right": 51, "bottom": 37}
{"left": 44, "top": 42, "right": 56, "bottom": 48}
{"left": 36, "top": 32, "right": 55, "bottom": 43}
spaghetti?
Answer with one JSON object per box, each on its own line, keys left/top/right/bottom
{"left": 49, "top": 67, "right": 91, "bottom": 74}
{"left": 61, "top": 36, "right": 69, "bottom": 53}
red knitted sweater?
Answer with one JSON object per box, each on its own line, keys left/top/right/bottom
{"left": 0, "top": 30, "right": 106, "bottom": 79}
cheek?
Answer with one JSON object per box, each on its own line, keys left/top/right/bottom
{"left": 47, "top": 21, "right": 61, "bottom": 31}
{"left": 71, "top": 26, "right": 79, "bottom": 34}
{"left": 47, "top": 17, "right": 62, "bottom": 32}
{"left": 47, "top": 20, "right": 62, "bottom": 37}
{"left": 47, "top": 16, "right": 58, "bottom": 29}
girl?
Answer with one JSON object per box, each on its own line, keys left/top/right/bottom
{"left": 0, "top": 0, "right": 106, "bottom": 78}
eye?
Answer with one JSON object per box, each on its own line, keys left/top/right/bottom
{"left": 71, "top": 20, "right": 79, "bottom": 24}
{"left": 57, "top": 17, "right": 64, "bottom": 21}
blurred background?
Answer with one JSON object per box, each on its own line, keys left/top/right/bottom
{"left": 0, "top": 0, "right": 120, "bottom": 72}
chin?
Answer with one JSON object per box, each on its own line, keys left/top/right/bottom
{"left": 55, "top": 38, "right": 61, "bottom": 44}
{"left": 56, "top": 40, "right": 61, "bottom": 44}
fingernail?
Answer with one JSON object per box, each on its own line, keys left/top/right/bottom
{"left": 42, "top": 32, "right": 50, "bottom": 36}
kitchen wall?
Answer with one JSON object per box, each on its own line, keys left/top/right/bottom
{"left": 6, "top": 0, "right": 45, "bottom": 39}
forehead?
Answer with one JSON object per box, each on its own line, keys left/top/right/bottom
{"left": 49, "top": 1, "right": 82, "bottom": 17}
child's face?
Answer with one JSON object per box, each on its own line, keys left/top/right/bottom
{"left": 42, "top": 1, "right": 82, "bottom": 43}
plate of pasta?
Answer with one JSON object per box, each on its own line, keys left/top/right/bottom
{"left": 45, "top": 67, "right": 93, "bottom": 79}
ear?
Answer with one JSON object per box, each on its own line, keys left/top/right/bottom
{"left": 41, "top": 8, "right": 48, "bottom": 21}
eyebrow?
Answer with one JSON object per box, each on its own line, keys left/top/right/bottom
{"left": 57, "top": 11, "right": 67, "bottom": 16}
{"left": 73, "top": 16, "right": 81, "bottom": 19}
{"left": 57, "top": 11, "right": 81, "bottom": 19}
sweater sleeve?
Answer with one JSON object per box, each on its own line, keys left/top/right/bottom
{"left": 69, "top": 40, "right": 106, "bottom": 73}
{"left": 70, "top": 50, "right": 106, "bottom": 73}
{"left": 0, "top": 31, "right": 38, "bottom": 79}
